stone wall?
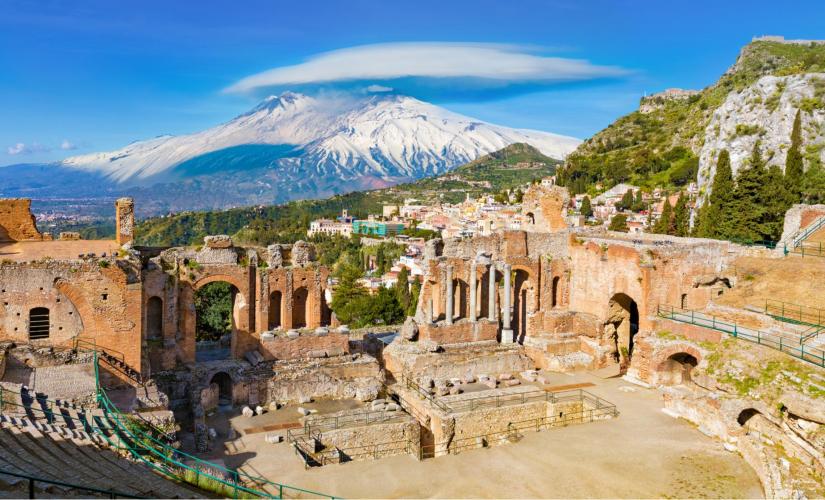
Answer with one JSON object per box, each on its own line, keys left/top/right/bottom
{"left": 257, "top": 331, "right": 348, "bottom": 361}
{"left": 0, "top": 199, "right": 42, "bottom": 242}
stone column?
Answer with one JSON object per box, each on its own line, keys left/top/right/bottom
{"left": 469, "top": 261, "right": 477, "bottom": 322}
{"left": 427, "top": 297, "right": 434, "bottom": 324}
{"left": 488, "top": 264, "right": 496, "bottom": 321}
{"left": 501, "top": 264, "right": 513, "bottom": 343}
{"left": 445, "top": 265, "right": 454, "bottom": 325}
{"left": 115, "top": 197, "right": 135, "bottom": 246}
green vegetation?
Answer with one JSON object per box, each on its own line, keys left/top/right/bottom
{"left": 556, "top": 41, "right": 825, "bottom": 193}
{"left": 194, "top": 282, "right": 234, "bottom": 341}
{"left": 580, "top": 196, "right": 593, "bottom": 217}
{"left": 608, "top": 213, "right": 628, "bottom": 232}
{"left": 133, "top": 143, "right": 557, "bottom": 247}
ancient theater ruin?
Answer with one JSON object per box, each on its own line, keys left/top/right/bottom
{"left": 0, "top": 191, "right": 823, "bottom": 498}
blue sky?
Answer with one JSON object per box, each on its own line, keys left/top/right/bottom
{"left": 2, "top": 0, "right": 824, "bottom": 165}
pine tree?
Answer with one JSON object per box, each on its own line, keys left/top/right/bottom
{"left": 729, "top": 142, "right": 768, "bottom": 242}
{"left": 653, "top": 197, "right": 674, "bottom": 234}
{"left": 672, "top": 193, "right": 689, "bottom": 237}
{"left": 696, "top": 150, "right": 735, "bottom": 239}
{"left": 785, "top": 109, "right": 804, "bottom": 199}
{"left": 762, "top": 165, "right": 791, "bottom": 241}
{"left": 580, "top": 196, "right": 593, "bottom": 217}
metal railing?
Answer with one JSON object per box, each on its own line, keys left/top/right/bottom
{"left": 784, "top": 215, "right": 825, "bottom": 257}
{"left": 657, "top": 305, "right": 825, "bottom": 368}
{"left": 92, "top": 356, "right": 336, "bottom": 499}
{"left": 400, "top": 373, "right": 451, "bottom": 412}
{"left": 0, "top": 469, "right": 142, "bottom": 498}
{"left": 765, "top": 299, "right": 825, "bottom": 327}
{"left": 446, "top": 388, "right": 615, "bottom": 414}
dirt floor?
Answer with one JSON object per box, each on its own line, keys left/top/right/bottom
{"left": 209, "top": 371, "right": 764, "bottom": 499}
{"left": 718, "top": 256, "right": 825, "bottom": 311}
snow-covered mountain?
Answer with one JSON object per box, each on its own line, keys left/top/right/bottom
{"left": 63, "top": 92, "right": 580, "bottom": 183}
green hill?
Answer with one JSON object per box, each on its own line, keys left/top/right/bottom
{"left": 134, "top": 143, "right": 559, "bottom": 247}
{"left": 557, "top": 39, "right": 825, "bottom": 194}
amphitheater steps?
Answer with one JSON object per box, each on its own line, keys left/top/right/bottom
{"left": 0, "top": 421, "right": 201, "bottom": 498}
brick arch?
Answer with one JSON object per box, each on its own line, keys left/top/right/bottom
{"left": 53, "top": 279, "right": 94, "bottom": 339}
{"left": 653, "top": 344, "right": 702, "bottom": 386}
{"left": 192, "top": 273, "right": 248, "bottom": 294}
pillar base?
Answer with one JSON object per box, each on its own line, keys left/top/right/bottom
{"left": 501, "top": 329, "right": 514, "bottom": 343}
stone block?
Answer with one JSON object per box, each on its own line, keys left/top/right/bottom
{"left": 291, "top": 240, "right": 315, "bottom": 267}
{"left": 326, "top": 346, "right": 346, "bottom": 357}
{"left": 504, "top": 379, "right": 521, "bottom": 387}
{"left": 244, "top": 350, "right": 264, "bottom": 366}
{"left": 401, "top": 317, "right": 419, "bottom": 341}
{"left": 520, "top": 370, "right": 539, "bottom": 382}
{"left": 308, "top": 349, "right": 327, "bottom": 359}
{"left": 255, "top": 405, "right": 265, "bottom": 416}
{"left": 268, "top": 401, "right": 280, "bottom": 411}
{"left": 241, "top": 406, "right": 254, "bottom": 418}
{"left": 297, "top": 407, "right": 311, "bottom": 416}
{"left": 261, "top": 332, "right": 275, "bottom": 341}
{"left": 204, "top": 235, "right": 233, "bottom": 249}
{"left": 385, "top": 403, "right": 399, "bottom": 411}
{"left": 315, "top": 327, "right": 329, "bottom": 336}
{"left": 449, "top": 386, "right": 462, "bottom": 395}
{"left": 287, "top": 330, "right": 300, "bottom": 339}
{"left": 265, "top": 433, "right": 284, "bottom": 444}
{"left": 498, "top": 373, "right": 514, "bottom": 381}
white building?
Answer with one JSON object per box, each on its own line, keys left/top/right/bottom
{"left": 307, "top": 219, "right": 353, "bottom": 237}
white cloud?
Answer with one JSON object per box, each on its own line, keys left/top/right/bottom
{"left": 60, "top": 139, "right": 78, "bottom": 151}
{"left": 6, "top": 142, "right": 51, "bottom": 155}
{"left": 366, "top": 84, "right": 394, "bottom": 93}
{"left": 225, "top": 42, "right": 627, "bottom": 95}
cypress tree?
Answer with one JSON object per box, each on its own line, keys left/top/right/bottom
{"left": 580, "top": 196, "right": 593, "bottom": 217}
{"left": 696, "top": 150, "right": 734, "bottom": 239}
{"left": 730, "top": 142, "right": 768, "bottom": 241}
{"left": 632, "top": 189, "right": 645, "bottom": 212}
{"left": 673, "top": 193, "right": 689, "bottom": 237}
{"left": 653, "top": 197, "right": 674, "bottom": 234}
{"left": 785, "top": 109, "right": 804, "bottom": 199}
{"left": 618, "top": 189, "right": 634, "bottom": 211}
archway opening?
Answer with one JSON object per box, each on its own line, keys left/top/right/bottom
{"left": 146, "top": 296, "right": 163, "bottom": 339}
{"left": 551, "top": 276, "right": 560, "bottom": 308}
{"left": 195, "top": 281, "right": 239, "bottom": 361}
{"left": 28, "top": 307, "right": 50, "bottom": 340}
{"left": 737, "top": 408, "right": 760, "bottom": 427}
{"left": 526, "top": 212, "right": 536, "bottom": 225}
{"left": 452, "top": 279, "right": 468, "bottom": 321}
{"left": 606, "top": 293, "right": 640, "bottom": 365}
{"left": 293, "top": 287, "right": 308, "bottom": 329}
{"left": 513, "top": 270, "right": 532, "bottom": 343}
{"left": 659, "top": 352, "right": 698, "bottom": 385}
{"left": 210, "top": 372, "right": 233, "bottom": 408}
{"left": 268, "top": 291, "right": 282, "bottom": 330}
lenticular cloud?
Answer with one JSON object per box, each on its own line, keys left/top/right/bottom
{"left": 225, "top": 42, "right": 627, "bottom": 98}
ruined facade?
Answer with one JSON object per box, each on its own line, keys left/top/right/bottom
{"left": 0, "top": 198, "right": 44, "bottom": 242}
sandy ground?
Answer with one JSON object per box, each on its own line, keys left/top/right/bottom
{"left": 206, "top": 371, "right": 763, "bottom": 499}
{"left": 719, "top": 256, "right": 825, "bottom": 311}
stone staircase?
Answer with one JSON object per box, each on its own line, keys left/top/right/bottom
{"left": 0, "top": 417, "right": 200, "bottom": 498}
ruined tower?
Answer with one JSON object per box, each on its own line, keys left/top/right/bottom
{"left": 115, "top": 197, "right": 135, "bottom": 246}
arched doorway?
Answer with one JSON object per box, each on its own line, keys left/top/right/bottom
{"left": 28, "top": 307, "right": 50, "bottom": 340}
{"left": 146, "top": 296, "right": 163, "bottom": 339}
{"left": 268, "top": 291, "right": 282, "bottom": 330}
{"left": 658, "top": 352, "right": 698, "bottom": 385}
{"left": 210, "top": 372, "right": 233, "bottom": 408}
{"left": 606, "top": 293, "right": 639, "bottom": 366}
{"left": 513, "top": 270, "right": 532, "bottom": 343}
{"left": 195, "top": 281, "right": 240, "bottom": 361}
{"left": 551, "top": 276, "right": 560, "bottom": 308}
{"left": 293, "top": 287, "right": 308, "bottom": 329}
{"left": 453, "top": 279, "right": 468, "bottom": 321}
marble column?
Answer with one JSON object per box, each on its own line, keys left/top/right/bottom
{"left": 488, "top": 264, "right": 496, "bottom": 321}
{"left": 501, "top": 264, "right": 514, "bottom": 343}
{"left": 445, "top": 265, "right": 454, "bottom": 325}
{"left": 469, "top": 261, "right": 477, "bottom": 322}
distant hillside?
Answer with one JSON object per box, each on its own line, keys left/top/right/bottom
{"left": 134, "top": 143, "right": 559, "bottom": 247}
{"left": 558, "top": 39, "right": 825, "bottom": 196}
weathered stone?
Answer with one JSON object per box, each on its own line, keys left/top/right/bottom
{"left": 204, "top": 235, "right": 233, "bottom": 249}
{"left": 385, "top": 402, "right": 399, "bottom": 411}
{"left": 255, "top": 405, "right": 265, "bottom": 416}
{"left": 287, "top": 330, "right": 300, "bottom": 339}
{"left": 401, "top": 316, "right": 419, "bottom": 341}
{"left": 268, "top": 401, "right": 280, "bottom": 411}
{"left": 297, "top": 407, "right": 311, "bottom": 416}
{"left": 244, "top": 350, "right": 264, "bottom": 366}
{"left": 291, "top": 240, "right": 315, "bottom": 267}
{"left": 503, "top": 379, "right": 521, "bottom": 387}
{"left": 260, "top": 332, "right": 275, "bottom": 341}
{"left": 241, "top": 406, "right": 254, "bottom": 418}
{"left": 265, "top": 433, "right": 284, "bottom": 444}
{"left": 781, "top": 391, "right": 825, "bottom": 424}
{"left": 315, "top": 327, "right": 329, "bottom": 336}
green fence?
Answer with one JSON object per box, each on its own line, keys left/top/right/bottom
{"left": 91, "top": 355, "right": 336, "bottom": 499}
{"left": 784, "top": 215, "right": 825, "bottom": 258}
{"left": 657, "top": 305, "right": 825, "bottom": 368}
{"left": 0, "top": 469, "right": 142, "bottom": 498}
